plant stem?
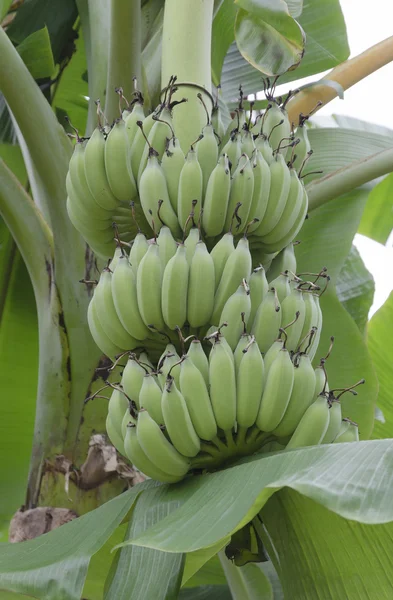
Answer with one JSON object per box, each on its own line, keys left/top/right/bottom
{"left": 77, "top": 0, "right": 110, "bottom": 135}
{"left": 287, "top": 36, "right": 393, "bottom": 126}
{"left": 105, "top": 0, "right": 142, "bottom": 124}
{"left": 161, "top": 0, "right": 214, "bottom": 151}
{"left": 307, "top": 147, "right": 393, "bottom": 211}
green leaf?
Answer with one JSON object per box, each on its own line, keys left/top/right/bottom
{"left": 0, "top": 144, "right": 27, "bottom": 184}
{"left": 221, "top": 0, "right": 349, "bottom": 101}
{"left": 184, "top": 555, "right": 227, "bottom": 588}
{"left": 336, "top": 245, "right": 375, "bottom": 334}
{"left": 219, "top": 553, "right": 273, "bottom": 599}
{"left": 116, "top": 440, "right": 393, "bottom": 554}
{"left": 6, "top": 0, "right": 78, "bottom": 65}
{"left": 179, "top": 585, "right": 232, "bottom": 599}
{"left": 359, "top": 172, "right": 393, "bottom": 244}
{"left": 0, "top": 485, "right": 144, "bottom": 599}
{"left": 0, "top": 249, "right": 38, "bottom": 537}
{"left": 234, "top": 1, "right": 305, "bottom": 76}
{"left": 182, "top": 541, "right": 229, "bottom": 586}
{"left": 211, "top": 0, "right": 238, "bottom": 86}
{"left": 261, "top": 488, "right": 393, "bottom": 599}
{"left": 16, "top": 27, "right": 55, "bottom": 80}
{"left": 104, "top": 487, "right": 185, "bottom": 599}
{"left": 368, "top": 291, "right": 393, "bottom": 440}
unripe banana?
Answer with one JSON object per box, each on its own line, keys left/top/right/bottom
{"left": 321, "top": 399, "right": 342, "bottom": 443}
{"left": 124, "top": 424, "right": 183, "bottom": 483}
{"left": 139, "top": 351, "right": 155, "bottom": 372}
{"left": 121, "top": 356, "right": 147, "bottom": 409}
{"left": 291, "top": 124, "right": 311, "bottom": 172}
{"left": 161, "top": 137, "right": 185, "bottom": 211}
{"left": 87, "top": 297, "right": 123, "bottom": 358}
{"left": 162, "top": 377, "right": 201, "bottom": 457}
{"left": 161, "top": 243, "right": 189, "bottom": 330}
{"left": 108, "top": 387, "right": 129, "bottom": 436}
{"left": 236, "top": 339, "right": 265, "bottom": 428}
{"left": 66, "top": 196, "right": 114, "bottom": 247}
{"left": 139, "top": 152, "right": 181, "bottom": 236}
{"left": 138, "top": 107, "right": 173, "bottom": 182}
{"left": 263, "top": 338, "right": 284, "bottom": 375}
{"left": 184, "top": 227, "right": 200, "bottom": 265}
{"left": 130, "top": 111, "right": 156, "bottom": 179}
{"left": 221, "top": 131, "right": 242, "bottom": 171}
{"left": 268, "top": 272, "right": 290, "bottom": 304}
{"left": 112, "top": 256, "right": 151, "bottom": 340}
{"left": 248, "top": 266, "right": 269, "bottom": 326}
{"left": 273, "top": 353, "right": 316, "bottom": 437}
{"left": 286, "top": 395, "right": 330, "bottom": 449}
{"left": 267, "top": 243, "right": 297, "bottom": 281}
{"left": 104, "top": 119, "right": 137, "bottom": 202}
{"left": 252, "top": 153, "right": 291, "bottom": 237}
{"left": 177, "top": 147, "right": 203, "bottom": 232}
{"left": 298, "top": 291, "right": 319, "bottom": 352}
{"left": 234, "top": 333, "right": 253, "bottom": 374}
{"left": 210, "top": 232, "right": 235, "bottom": 289}
{"left": 261, "top": 171, "right": 304, "bottom": 247}
{"left": 241, "top": 128, "right": 256, "bottom": 157}
{"left": 197, "top": 123, "right": 219, "bottom": 196}
{"left": 121, "top": 404, "right": 137, "bottom": 438}
{"left": 209, "top": 338, "right": 237, "bottom": 432}
{"left": 124, "top": 101, "right": 145, "bottom": 145}
{"left": 137, "top": 409, "right": 190, "bottom": 477}
{"left": 186, "top": 339, "right": 209, "bottom": 386}
{"left": 94, "top": 269, "right": 138, "bottom": 350}
{"left": 314, "top": 363, "right": 329, "bottom": 399}
{"left": 219, "top": 281, "right": 252, "bottom": 351}
{"left": 211, "top": 237, "right": 252, "bottom": 324}
{"left": 187, "top": 241, "right": 215, "bottom": 328}
{"left": 139, "top": 374, "right": 164, "bottom": 424}
{"left": 106, "top": 413, "right": 126, "bottom": 456}
{"left": 202, "top": 154, "right": 231, "bottom": 237}
{"left": 261, "top": 102, "right": 291, "bottom": 154}
{"left": 280, "top": 287, "right": 306, "bottom": 352}
{"left": 247, "top": 150, "right": 271, "bottom": 233}
{"left": 136, "top": 242, "right": 165, "bottom": 330}
{"left": 256, "top": 348, "right": 294, "bottom": 432}
{"left": 157, "top": 226, "right": 177, "bottom": 268}
{"left": 251, "top": 288, "right": 281, "bottom": 354}
{"left": 129, "top": 232, "right": 149, "bottom": 274}
{"left": 309, "top": 294, "right": 323, "bottom": 360}
{"left": 254, "top": 135, "right": 274, "bottom": 165}
{"left": 109, "top": 246, "right": 124, "bottom": 271}
{"left": 333, "top": 419, "right": 359, "bottom": 443}
{"left": 84, "top": 128, "right": 120, "bottom": 210}
{"left": 157, "top": 344, "right": 181, "bottom": 389}
{"left": 221, "top": 108, "right": 246, "bottom": 148}
{"left": 211, "top": 102, "right": 226, "bottom": 140}
{"left": 224, "top": 154, "right": 254, "bottom": 234}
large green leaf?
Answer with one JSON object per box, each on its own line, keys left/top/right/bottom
{"left": 211, "top": 0, "right": 238, "bottom": 86}
{"left": 368, "top": 291, "right": 393, "bottom": 440}
{"left": 234, "top": 0, "right": 305, "bottom": 77}
{"left": 220, "top": 0, "right": 349, "bottom": 102}
{"left": 116, "top": 440, "right": 393, "bottom": 554}
{"left": 104, "top": 487, "right": 185, "bottom": 599}
{"left": 0, "top": 484, "right": 148, "bottom": 599}
{"left": 179, "top": 585, "right": 232, "bottom": 599}
{"left": 219, "top": 553, "right": 273, "bottom": 599}
{"left": 336, "top": 245, "right": 374, "bottom": 334}
{"left": 359, "top": 172, "right": 393, "bottom": 245}
{"left": 261, "top": 488, "right": 393, "bottom": 599}
{"left": 16, "top": 27, "right": 55, "bottom": 80}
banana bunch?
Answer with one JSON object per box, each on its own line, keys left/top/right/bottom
{"left": 103, "top": 322, "right": 363, "bottom": 483}
{"left": 66, "top": 81, "right": 312, "bottom": 259}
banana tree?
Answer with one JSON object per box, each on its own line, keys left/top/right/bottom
{"left": 1, "top": 0, "right": 393, "bottom": 598}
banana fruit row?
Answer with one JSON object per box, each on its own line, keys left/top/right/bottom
{"left": 66, "top": 83, "right": 311, "bottom": 260}
{"left": 105, "top": 330, "right": 360, "bottom": 483}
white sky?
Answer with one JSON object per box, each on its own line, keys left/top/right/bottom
{"left": 300, "top": 0, "right": 393, "bottom": 317}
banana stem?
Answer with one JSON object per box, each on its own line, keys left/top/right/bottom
{"left": 77, "top": 0, "right": 110, "bottom": 135}
{"left": 105, "top": 0, "right": 142, "bottom": 124}
{"left": 307, "top": 146, "right": 393, "bottom": 211}
{"left": 287, "top": 36, "right": 393, "bottom": 127}
{"left": 161, "top": 0, "right": 214, "bottom": 151}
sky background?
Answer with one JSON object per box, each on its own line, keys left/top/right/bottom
{"left": 281, "top": 0, "right": 393, "bottom": 317}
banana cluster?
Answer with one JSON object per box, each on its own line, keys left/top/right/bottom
{"left": 105, "top": 328, "right": 360, "bottom": 484}
{"left": 66, "top": 82, "right": 311, "bottom": 260}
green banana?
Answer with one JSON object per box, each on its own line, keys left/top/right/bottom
{"left": 247, "top": 150, "right": 271, "bottom": 233}
{"left": 286, "top": 395, "right": 330, "bottom": 449}
{"left": 268, "top": 272, "right": 290, "bottom": 304}
{"left": 138, "top": 106, "right": 173, "bottom": 182}
{"left": 161, "top": 244, "right": 189, "bottom": 330}
{"left": 236, "top": 338, "right": 265, "bottom": 428}
{"left": 321, "top": 398, "right": 342, "bottom": 443}
{"left": 256, "top": 348, "right": 294, "bottom": 432}
{"left": 124, "top": 101, "right": 145, "bottom": 145}
{"left": 136, "top": 242, "right": 165, "bottom": 330}
{"left": 219, "top": 281, "right": 251, "bottom": 350}
{"left": 267, "top": 244, "right": 297, "bottom": 281}
{"left": 161, "top": 137, "right": 185, "bottom": 211}
{"left": 234, "top": 333, "right": 253, "bottom": 374}
{"left": 202, "top": 154, "right": 231, "bottom": 237}
{"left": 333, "top": 419, "right": 359, "bottom": 443}
{"left": 210, "top": 232, "right": 235, "bottom": 290}
{"left": 187, "top": 241, "right": 215, "bottom": 328}
{"left": 280, "top": 286, "right": 306, "bottom": 353}
{"left": 248, "top": 266, "right": 269, "bottom": 326}
{"left": 162, "top": 377, "right": 201, "bottom": 457}
{"left": 177, "top": 146, "right": 203, "bottom": 232}
{"left": 209, "top": 337, "right": 236, "bottom": 432}
{"left": 184, "top": 227, "right": 200, "bottom": 265}
{"left": 254, "top": 134, "right": 274, "bottom": 165}
{"left": 129, "top": 232, "right": 149, "bottom": 274}
{"left": 261, "top": 102, "right": 291, "bottom": 155}
{"left": 221, "top": 131, "right": 242, "bottom": 171}
{"left": 196, "top": 122, "right": 219, "bottom": 196}
{"left": 252, "top": 153, "right": 291, "bottom": 237}
{"left": 251, "top": 288, "right": 281, "bottom": 354}
{"left": 261, "top": 170, "right": 304, "bottom": 246}
{"left": 104, "top": 118, "right": 137, "bottom": 202}
{"left": 224, "top": 154, "right": 254, "bottom": 234}
{"left": 84, "top": 128, "right": 120, "bottom": 210}
{"left": 106, "top": 413, "right": 126, "bottom": 456}
{"left": 186, "top": 339, "right": 209, "bottom": 386}
{"left": 108, "top": 387, "right": 129, "bottom": 436}
{"left": 112, "top": 256, "right": 151, "bottom": 340}
{"left": 121, "top": 355, "right": 147, "bottom": 409}
{"left": 139, "top": 374, "right": 164, "bottom": 424}
{"left": 87, "top": 297, "right": 124, "bottom": 358}
{"left": 130, "top": 111, "right": 156, "bottom": 179}
{"left": 157, "top": 344, "right": 181, "bottom": 389}
{"left": 157, "top": 226, "right": 177, "bottom": 268}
